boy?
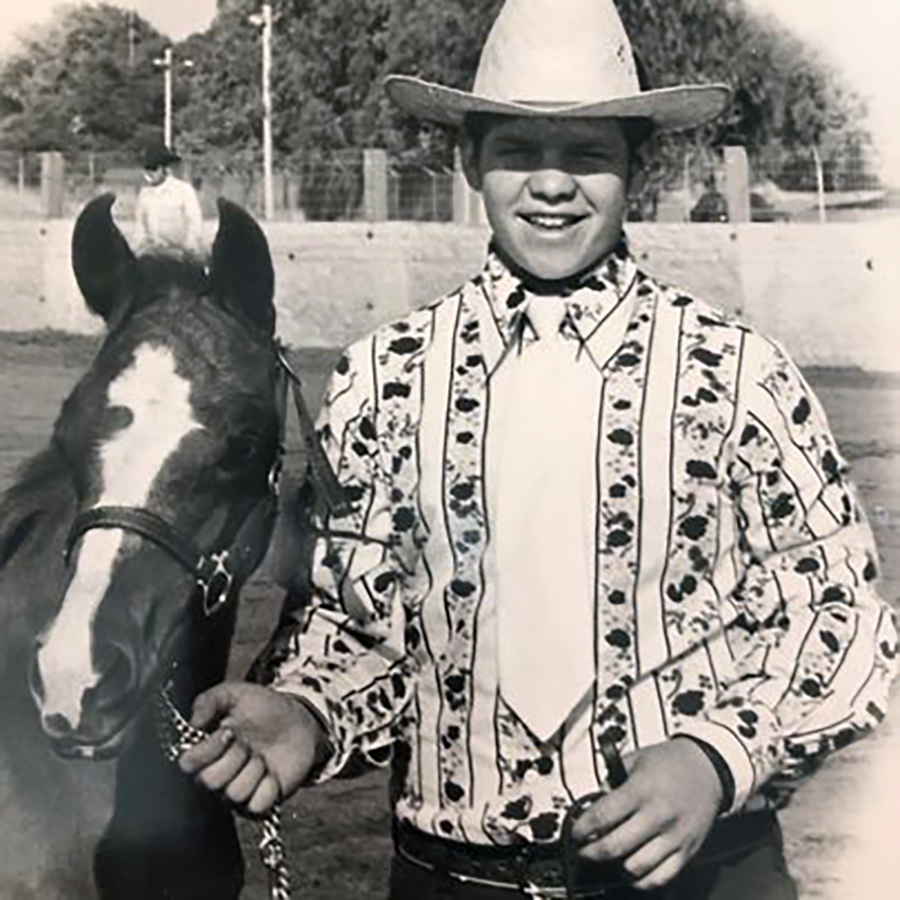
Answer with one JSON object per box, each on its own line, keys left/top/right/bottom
{"left": 134, "top": 142, "right": 204, "bottom": 255}
{"left": 181, "top": 2, "right": 896, "bottom": 897}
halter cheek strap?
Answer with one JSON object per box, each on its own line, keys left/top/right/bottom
{"left": 274, "top": 342, "right": 350, "bottom": 518}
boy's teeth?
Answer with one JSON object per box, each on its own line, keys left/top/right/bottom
{"left": 528, "top": 214, "right": 571, "bottom": 228}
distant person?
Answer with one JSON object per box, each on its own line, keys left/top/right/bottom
{"left": 690, "top": 174, "right": 729, "bottom": 222}
{"left": 179, "top": 1, "right": 896, "bottom": 898}
{"left": 133, "top": 143, "right": 204, "bottom": 255}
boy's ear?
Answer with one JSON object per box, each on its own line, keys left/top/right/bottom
{"left": 459, "top": 133, "right": 483, "bottom": 192}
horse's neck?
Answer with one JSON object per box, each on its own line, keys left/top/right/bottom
{"left": 0, "top": 443, "right": 76, "bottom": 640}
{"left": 0, "top": 506, "right": 71, "bottom": 760}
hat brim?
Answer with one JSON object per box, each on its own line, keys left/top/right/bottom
{"left": 144, "top": 151, "right": 181, "bottom": 169}
{"left": 385, "top": 75, "right": 731, "bottom": 133}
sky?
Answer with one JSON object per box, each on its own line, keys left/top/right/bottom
{"left": 0, "top": 0, "right": 898, "bottom": 181}
{"left": 0, "top": 0, "right": 217, "bottom": 47}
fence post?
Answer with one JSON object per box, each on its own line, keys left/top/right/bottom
{"left": 723, "top": 146, "right": 750, "bottom": 223}
{"left": 812, "top": 146, "right": 827, "bottom": 224}
{"left": 40, "top": 151, "right": 66, "bottom": 219}
{"left": 363, "top": 149, "right": 389, "bottom": 222}
{"left": 453, "top": 149, "right": 485, "bottom": 225}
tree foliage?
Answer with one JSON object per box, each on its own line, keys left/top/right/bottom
{"left": 0, "top": 4, "right": 168, "bottom": 153}
{"left": 0, "top": 0, "right": 869, "bottom": 202}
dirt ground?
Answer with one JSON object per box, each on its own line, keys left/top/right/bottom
{"left": 2, "top": 330, "right": 898, "bottom": 899}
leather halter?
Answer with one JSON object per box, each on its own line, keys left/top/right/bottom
{"left": 63, "top": 341, "right": 350, "bottom": 618}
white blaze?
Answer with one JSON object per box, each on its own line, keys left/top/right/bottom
{"left": 37, "top": 345, "right": 203, "bottom": 729}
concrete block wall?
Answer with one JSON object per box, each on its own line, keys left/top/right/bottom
{"left": 0, "top": 216, "right": 897, "bottom": 372}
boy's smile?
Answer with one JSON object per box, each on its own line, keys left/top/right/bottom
{"left": 464, "top": 116, "right": 630, "bottom": 281}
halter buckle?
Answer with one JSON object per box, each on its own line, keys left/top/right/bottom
{"left": 198, "top": 550, "right": 234, "bottom": 617}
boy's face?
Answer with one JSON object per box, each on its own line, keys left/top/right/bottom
{"left": 143, "top": 166, "right": 167, "bottom": 186}
{"left": 463, "top": 116, "right": 629, "bottom": 281}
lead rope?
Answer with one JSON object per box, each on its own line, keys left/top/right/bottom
{"left": 155, "top": 681, "right": 292, "bottom": 900}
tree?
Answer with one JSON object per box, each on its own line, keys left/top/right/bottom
{"left": 0, "top": 0, "right": 869, "bottom": 219}
{"left": 0, "top": 4, "right": 168, "bottom": 155}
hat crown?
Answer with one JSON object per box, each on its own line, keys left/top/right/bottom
{"left": 472, "top": 0, "right": 639, "bottom": 105}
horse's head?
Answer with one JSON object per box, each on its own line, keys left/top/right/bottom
{"left": 30, "top": 194, "right": 282, "bottom": 758}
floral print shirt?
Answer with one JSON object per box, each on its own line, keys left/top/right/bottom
{"left": 271, "top": 241, "right": 897, "bottom": 845}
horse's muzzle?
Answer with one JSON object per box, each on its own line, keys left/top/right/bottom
{"left": 31, "top": 640, "right": 142, "bottom": 760}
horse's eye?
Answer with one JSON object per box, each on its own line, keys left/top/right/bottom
{"left": 218, "top": 435, "right": 261, "bottom": 473}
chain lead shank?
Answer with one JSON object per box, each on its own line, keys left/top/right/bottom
{"left": 156, "top": 684, "right": 292, "bottom": 900}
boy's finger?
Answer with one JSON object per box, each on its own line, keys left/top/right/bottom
{"left": 225, "top": 753, "right": 268, "bottom": 806}
{"left": 246, "top": 773, "right": 282, "bottom": 817}
{"left": 633, "top": 850, "right": 686, "bottom": 891}
{"left": 570, "top": 781, "right": 639, "bottom": 843}
{"left": 190, "top": 684, "right": 237, "bottom": 730}
{"left": 579, "top": 809, "right": 655, "bottom": 863}
{"left": 193, "top": 739, "right": 252, "bottom": 792}
{"left": 177, "top": 727, "right": 235, "bottom": 774}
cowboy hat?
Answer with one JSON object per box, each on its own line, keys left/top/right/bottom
{"left": 385, "top": 0, "right": 730, "bottom": 132}
{"left": 142, "top": 143, "right": 182, "bottom": 171}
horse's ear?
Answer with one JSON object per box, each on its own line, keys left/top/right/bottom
{"left": 72, "top": 193, "right": 138, "bottom": 322}
{"left": 210, "top": 199, "right": 276, "bottom": 337}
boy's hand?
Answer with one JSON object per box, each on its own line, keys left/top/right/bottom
{"left": 569, "top": 739, "right": 723, "bottom": 891}
{"left": 178, "top": 682, "right": 327, "bottom": 816}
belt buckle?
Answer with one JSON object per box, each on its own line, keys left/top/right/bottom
{"left": 523, "top": 882, "right": 569, "bottom": 899}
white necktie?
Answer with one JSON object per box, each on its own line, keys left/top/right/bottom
{"left": 493, "top": 300, "right": 601, "bottom": 742}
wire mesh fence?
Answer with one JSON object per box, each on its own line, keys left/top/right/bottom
{"left": 653, "top": 142, "right": 892, "bottom": 224}
{"left": 389, "top": 166, "right": 454, "bottom": 222}
{"left": 1, "top": 143, "right": 895, "bottom": 224}
{"left": 0, "top": 152, "right": 45, "bottom": 218}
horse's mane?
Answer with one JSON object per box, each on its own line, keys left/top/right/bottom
{"left": 0, "top": 442, "right": 76, "bottom": 569}
{"left": 135, "top": 251, "right": 210, "bottom": 303}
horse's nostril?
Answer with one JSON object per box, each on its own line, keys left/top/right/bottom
{"left": 42, "top": 712, "right": 74, "bottom": 739}
{"left": 92, "top": 643, "right": 140, "bottom": 707}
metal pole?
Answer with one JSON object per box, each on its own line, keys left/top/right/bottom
{"left": 163, "top": 47, "right": 173, "bottom": 149}
{"left": 262, "top": 3, "right": 274, "bottom": 220}
{"left": 128, "top": 11, "right": 136, "bottom": 67}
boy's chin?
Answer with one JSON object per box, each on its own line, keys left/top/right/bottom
{"left": 496, "top": 232, "right": 624, "bottom": 285}
{"left": 503, "top": 248, "right": 607, "bottom": 285}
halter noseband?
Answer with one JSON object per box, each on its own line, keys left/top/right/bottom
{"left": 65, "top": 499, "right": 268, "bottom": 617}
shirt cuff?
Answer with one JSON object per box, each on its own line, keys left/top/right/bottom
{"left": 672, "top": 720, "right": 757, "bottom": 814}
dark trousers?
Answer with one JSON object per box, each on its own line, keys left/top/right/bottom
{"left": 388, "top": 816, "right": 798, "bottom": 900}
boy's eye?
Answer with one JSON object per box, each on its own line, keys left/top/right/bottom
{"left": 494, "top": 145, "right": 540, "bottom": 168}
{"left": 496, "top": 145, "right": 537, "bottom": 162}
{"left": 570, "top": 148, "right": 612, "bottom": 163}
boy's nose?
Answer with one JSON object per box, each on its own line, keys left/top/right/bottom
{"left": 527, "top": 167, "right": 577, "bottom": 202}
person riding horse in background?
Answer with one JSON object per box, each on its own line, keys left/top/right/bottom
{"left": 134, "top": 143, "right": 204, "bottom": 257}
{"left": 180, "top": 1, "right": 898, "bottom": 898}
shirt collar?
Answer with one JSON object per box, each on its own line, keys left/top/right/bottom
{"left": 478, "top": 238, "right": 638, "bottom": 372}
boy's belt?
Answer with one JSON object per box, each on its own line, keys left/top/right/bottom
{"left": 393, "top": 810, "right": 779, "bottom": 897}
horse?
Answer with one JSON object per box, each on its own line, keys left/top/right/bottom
{"left": 0, "top": 193, "right": 298, "bottom": 899}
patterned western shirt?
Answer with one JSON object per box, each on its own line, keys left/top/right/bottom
{"left": 271, "top": 241, "right": 897, "bottom": 845}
